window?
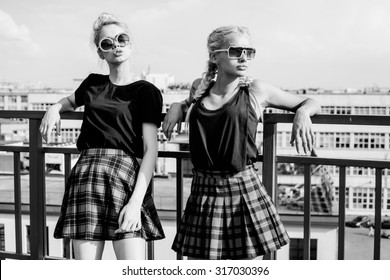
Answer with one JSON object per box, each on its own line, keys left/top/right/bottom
{"left": 354, "top": 133, "right": 385, "bottom": 149}
{"left": 369, "top": 133, "right": 385, "bottom": 149}
{"left": 21, "top": 96, "right": 28, "bottom": 103}
{"left": 371, "top": 107, "right": 386, "bottom": 115}
{"left": 321, "top": 106, "right": 334, "bottom": 114}
{"left": 335, "top": 132, "right": 350, "bottom": 148}
{"left": 387, "top": 191, "right": 390, "bottom": 210}
{"left": 318, "top": 132, "right": 334, "bottom": 148}
{"left": 26, "top": 225, "right": 49, "bottom": 255}
{"left": 351, "top": 187, "right": 373, "bottom": 209}
{"left": 277, "top": 132, "right": 283, "bottom": 148}
{"left": 354, "top": 107, "right": 370, "bottom": 115}
{"left": 335, "top": 106, "right": 351, "bottom": 115}
{"left": 354, "top": 133, "right": 369, "bottom": 149}
{"left": 289, "top": 238, "right": 317, "bottom": 260}
{"left": 0, "top": 224, "right": 5, "bottom": 251}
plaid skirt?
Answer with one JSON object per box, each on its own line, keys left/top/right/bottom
{"left": 54, "top": 148, "right": 165, "bottom": 241}
{"left": 172, "top": 166, "right": 289, "bottom": 259}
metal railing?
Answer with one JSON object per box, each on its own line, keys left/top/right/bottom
{"left": 263, "top": 113, "right": 390, "bottom": 260}
{"left": 0, "top": 110, "right": 389, "bottom": 260}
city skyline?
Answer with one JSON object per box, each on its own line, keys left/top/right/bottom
{"left": 1, "top": 0, "right": 389, "bottom": 90}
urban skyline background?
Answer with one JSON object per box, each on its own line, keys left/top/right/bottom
{"left": 1, "top": 0, "right": 389, "bottom": 90}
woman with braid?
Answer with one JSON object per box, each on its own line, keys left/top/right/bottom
{"left": 163, "top": 26, "right": 320, "bottom": 260}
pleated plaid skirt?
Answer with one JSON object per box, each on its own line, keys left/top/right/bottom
{"left": 172, "top": 166, "right": 289, "bottom": 259}
{"left": 53, "top": 148, "right": 165, "bottom": 241}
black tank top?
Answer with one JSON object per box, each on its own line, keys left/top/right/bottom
{"left": 189, "top": 85, "right": 259, "bottom": 172}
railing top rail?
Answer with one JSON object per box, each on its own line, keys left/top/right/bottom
{"left": 0, "top": 110, "right": 83, "bottom": 120}
{"left": 1, "top": 110, "right": 390, "bottom": 126}
{"left": 277, "top": 155, "right": 390, "bottom": 169}
{"left": 264, "top": 113, "right": 390, "bottom": 126}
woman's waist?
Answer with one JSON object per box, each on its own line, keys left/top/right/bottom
{"left": 192, "top": 165, "right": 257, "bottom": 179}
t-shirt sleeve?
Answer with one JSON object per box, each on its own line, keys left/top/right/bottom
{"left": 74, "top": 74, "right": 94, "bottom": 107}
{"left": 140, "top": 83, "right": 163, "bottom": 128}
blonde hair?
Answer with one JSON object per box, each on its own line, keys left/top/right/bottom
{"left": 91, "top": 12, "right": 131, "bottom": 48}
{"left": 186, "top": 26, "right": 251, "bottom": 122}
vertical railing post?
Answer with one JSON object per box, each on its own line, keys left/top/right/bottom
{"left": 63, "top": 154, "right": 72, "bottom": 259}
{"left": 147, "top": 179, "right": 155, "bottom": 260}
{"left": 29, "top": 118, "right": 46, "bottom": 259}
{"left": 338, "top": 166, "right": 346, "bottom": 260}
{"left": 13, "top": 152, "right": 23, "bottom": 255}
{"left": 262, "top": 121, "right": 277, "bottom": 202}
{"left": 373, "top": 168, "right": 383, "bottom": 260}
{"left": 303, "top": 165, "right": 312, "bottom": 260}
{"left": 176, "top": 157, "right": 183, "bottom": 260}
{"left": 262, "top": 121, "right": 277, "bottom": 260}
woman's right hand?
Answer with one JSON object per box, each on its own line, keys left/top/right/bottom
{"left": 39, "top": 104, "right": 61, "bottom": 143}
{"left": 162, "top": 102, "right": 185, "bottom": 140}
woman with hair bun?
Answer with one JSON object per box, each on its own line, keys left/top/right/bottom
{"left": 164, "top": 26, "right": 320, "bottom": 259}
{"left": 40, "top": 13, "right": 165, "bottom": 260}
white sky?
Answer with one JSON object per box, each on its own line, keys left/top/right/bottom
{"left": 0, "top": 0, "right": 389, "bottom": 90}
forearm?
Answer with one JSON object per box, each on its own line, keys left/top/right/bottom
{"left": 52, "top": 96, "right": 76, "bottom": 113}
{"left": 128, "top": 147, "right": 158, "bottom": 207}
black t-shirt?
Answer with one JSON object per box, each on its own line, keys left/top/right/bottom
{"left": 75, "top": 74, "right": 162, "bottom": 158}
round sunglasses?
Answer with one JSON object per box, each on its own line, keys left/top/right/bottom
{"left": 98, "top": 33, "right": 130, "bottom": 52}
{"left": 213, "top": 46, "right": 256, "bottom": 60}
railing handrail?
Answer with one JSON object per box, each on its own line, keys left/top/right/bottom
{"left": 264, "top": 113, "right": 390, "bottom": 126}
{"left": 1, "top": 109, "right": 390, "bottom": 124}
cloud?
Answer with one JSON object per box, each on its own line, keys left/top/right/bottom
{"left": 0, "top": 9, "right": 42, "bottom": 56}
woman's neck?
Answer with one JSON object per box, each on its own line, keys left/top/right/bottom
{"left": 108, "top": 62, "right": 133, "bottom": 85}
{"left": 212, "top": 76, "right": 239, "bottom": 97}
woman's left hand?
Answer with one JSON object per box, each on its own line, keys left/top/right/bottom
{"left": 115, "top": 200, "right": 142, "bottom": 234}
{"left": 290, "top": 108, "right": 315, "bottom": 154}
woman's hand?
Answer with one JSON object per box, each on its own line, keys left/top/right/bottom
{"left": 115, "top": 200, "right": 142, "bottom": 234}
{"left": 39, "top": 104, "right": 61, "bottom": 143}
{"left": 290, "top": 108, "right": 315, "bottom": 154}
{"left": 162, "top": 102, "right": 185, "bottom": 140}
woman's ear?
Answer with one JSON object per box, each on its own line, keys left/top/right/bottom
{"left": 209, "top": 53, "right": 217, "bottom": 64}
{"left": 97, "top": 49, "right": 105, "bottom": 60}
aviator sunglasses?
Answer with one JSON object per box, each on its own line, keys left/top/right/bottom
{"left": 213, "top": 46, "right": 256, "bottom": 59}
{"left": 98, "top": 33, "right": 130, "bottom": 52}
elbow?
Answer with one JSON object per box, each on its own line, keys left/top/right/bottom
{"left": 144, "top": 144, "right": 158, "bottom": 160}
{"left": 302, "top": 98, "right": 321, "bottom": 115}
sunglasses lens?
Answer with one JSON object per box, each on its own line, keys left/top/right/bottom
{"left": 228, "top": 47, "right": 256, "bottom": 59}
{"left": 100, "top": 39, "right": 114, "bottom": 51}
{"left": 117, "top": 34, "right": 130, "bottom": 47}
{"left": 228, "top": 47, "right": 243, "bottom": 58}
{"left": 246, "top": 48, "right": 256, "bottom": 59}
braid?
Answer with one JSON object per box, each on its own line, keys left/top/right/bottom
{"left": 185, "top": 60, "right": 217, "bottom": 122}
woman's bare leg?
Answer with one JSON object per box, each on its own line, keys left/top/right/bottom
{"left": 113, "top": 238, "right": 146, "bottom": 260}
{"left": 72, "top": 240, "right": 105, "bottom": 260}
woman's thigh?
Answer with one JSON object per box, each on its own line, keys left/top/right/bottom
{"left": 113, "top": 238, "right": 146, "bottom": 260}
{"left": 72, "top": 239, "right": 105, "bottom": 260}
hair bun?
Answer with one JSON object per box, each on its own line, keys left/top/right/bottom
{"left": 93, "top": 12, "right": 117, "bottom": 31}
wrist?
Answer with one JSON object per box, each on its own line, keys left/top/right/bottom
{"left": 51, "top": 103, "right": 62, "bottom": 112}
{"left": 296, "top": 106, "right": 310, "bottom": 116}
{"left": 127, "top": 196, "right": 143, "bottom": 208}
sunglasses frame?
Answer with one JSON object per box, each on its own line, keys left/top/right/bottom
{"left": 98, "top": 33, "right": 131, "bottom": 52}
{"left": 213, "top": 46, "right": 256, "bottom": 59}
